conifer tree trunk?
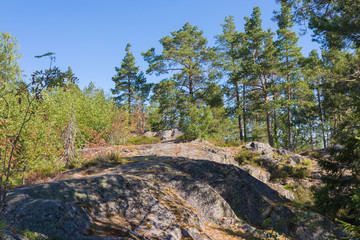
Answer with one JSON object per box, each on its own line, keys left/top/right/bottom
{"left": 333, "top": 113, "right": 337, "bottom": 137}
{"left": 242, "top": 84, "right": 247, "bottom": 142}
{"left": 128, "top": 77, "right": 132, "bottom": 125}
{"left": 317, "top": 85, "right": 327, "bottom": 148}
{"left": 267, "top": 110, "right": 274, "bottom": 147}
{"left": 235, "top": 82, "right": 243, "bottom": 140}
{"left": 189, "top": 75, "right": 193, "bottom": 97}
{"left": 273, "top": 109, "right": 278, "bottom": 145}
{"left": 287, "top": 77, "right": 293, "bottom": 150}
{"left": 309, "top": 120, "right": 314, "bottom": 150}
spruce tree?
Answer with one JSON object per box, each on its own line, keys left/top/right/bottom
{"left": 112, "top": 43, "right": 151, "bottom": 125}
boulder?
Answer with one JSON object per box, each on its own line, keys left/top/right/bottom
{"left": 244, "top": 141, "right": 272, "bottom": 154}
{"left": 245, "top": 141, "right": 274, "bottom": 163}
{"left": 144, "top": 131, "right": 157, "bottom": 137}
{"left": 158, "top": 129, "right": 183, "bottom": 141}
{"left": 332, "top": 144, "right": 344, "bottom": 151}
{"left": 277, "top": 149, "right": 305, "bottom": 163}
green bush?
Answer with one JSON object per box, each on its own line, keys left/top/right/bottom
{"left": 292, "top": 167, "right": 310, "bottom": 179}
{"left": 82, "top": 152, "right": 128, "bottom": 167}
{"left": 270, "top": 168, "right": 289, "bottom": 180}
{"left": 284, "top": 184, "right": 294, "bottom": 192}
{"left": 311, "top": 152, "right": 322, "bottom": 159}
{"left": 234, "top": 149, "right": 260, "bottom": 166}
{"left": 207, "top": 138, "right": 242, "bottom": 147}
{"left": 125, "top": 136, "right": 161, "bottom": 145}
{"left": 22, "top": 229, "right": 47, "bottom": 240}
{"left": 271, "top": 165, "right": 309, "bottom": 180}
{"left": 303, "top": 159, "right": 311, "bottom": 166}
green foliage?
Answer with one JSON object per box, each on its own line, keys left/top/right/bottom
{"left": 234, "top": 149, "right": 260, "bottom": 166}
{"left": 112, "top": 43, "right": 152, "bottom": 109}
{"left": 284, "top": 184, "right": 294, "bottom": 192}
{"left": 315, "top": 137, "right": 360, "bottom": 226}
{"left": 0, "top": 32, "right": 21, "bottom": 84}
{"left": 22, "top": 229, "right": 47, "bottom": 240}
{"left": 207, "top": 138, "right": 242, "bottom": 147}
{"left": 0, "top": 219, "right": 6, "bottom": 233}
{"left": 303, "top": 159, "right": 311, "bottom": 166}
{"left": 271, "top": 165, "right": 309, "bottom": 180}
{"left": 148, "top": 79, "right": 187, "bottom": 130}
{"left": 270, "top": 168, "right": 289, "bottom": 180}
{"left": 142, "top": 22, "right": 216, "bottom": 97}
{"left": 216, "top": 16, "right": 246, "bottom": 141}
{"left": 288, "top": 0, "right": 360, "bottom": 48}
{"left": 125, "top": 136, "right": 161, "bottom": 145}
{"left": 0, "top": 46, "right": 68, "bottom": 216}
{"left": 240, "top": 7, "right": 278, "bottom": 147}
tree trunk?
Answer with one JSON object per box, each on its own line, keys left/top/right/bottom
{"left": 333, "top": 113, "right": 337, "bottom": 138}
{"left": 267, "top": 110, "right": 274, "bottom": 147}
{"left": 317, "top": 87, "right": 327, "bottom": 148}
{"left": 242, "top": 84, "right": 247, "bottom": 142}
{"left": 309, "top": 120, "right": 314, "bottom": 150}
{"left": 189, "top": 75, "right": 193, "bottom": 97}
{"left": 128, "top": 77, "right": 132, "bottom": 125}
{"left": 288, "top": 107, "right": 292, "bottom": 149}
{"left": 273, "top": 110, "right": 278, "bottom": 146}
{"left": 287, "top": 85, "right": 293, "bottom": 150}
{"left": 235, "top": 82, "right": 243, "bottom": 140}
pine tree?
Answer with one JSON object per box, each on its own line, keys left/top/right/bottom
{"left": 242, "top": 7, "right": 278, "bottom": 147}
{"left": 300, "top": 50, "right": 328, "bottom": 148}
{"left": 149, "top": 79, "right": 187, "bottom": 130}
{"left": 285, "top": 0, "right": 360, "bottom": 48}
{"left": 142, "top": 22, "right": 216, "bottom": 98}
{"left": 274, "top": 2, "right": 307, "bottom": 149}
{"left": 216, "top": 16, "right": 246, "bottom": 141}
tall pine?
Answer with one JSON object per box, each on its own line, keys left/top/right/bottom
{"left": 142, "top": 22, "right": 216, "bottom": 98}
{"left": 274, "top": 2, "right": 305, "bottom": 149}
{"left": 242, "top": 7, "right": 278, "bottom": 147}
{"left": 216, "top": 16, "right": 246, "bottom": 141}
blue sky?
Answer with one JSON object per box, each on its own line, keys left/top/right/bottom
{"left": 1, "top": 0, "right": 318, "bottom": 93}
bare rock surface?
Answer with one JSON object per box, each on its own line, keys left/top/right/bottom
{"left": 4, "top": 141, "right": 344, "bottom": 240}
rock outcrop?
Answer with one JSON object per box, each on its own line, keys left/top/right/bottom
{"left": 3, "top": 141, "right": 344, "bottom": 240}
{"left": 144, "top": 129, "right": 183, "bottom": 141}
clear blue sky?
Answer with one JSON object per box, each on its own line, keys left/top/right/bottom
{"left": 1, "top": 0, "right": 318, "bottom": 93}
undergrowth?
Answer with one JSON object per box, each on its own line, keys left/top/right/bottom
{"left": 125, "top": 135, "right": 161, "bottom": 145}
{"left": 234, "top": 149, "right": 261, "bottom": 166}
{"left": 207, "top": 138, "right": 243, "bottom": 147}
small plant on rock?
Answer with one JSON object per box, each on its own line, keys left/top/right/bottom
{"left": 235, "top": 149, "right": 261, "bottom": 166}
